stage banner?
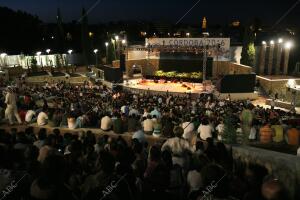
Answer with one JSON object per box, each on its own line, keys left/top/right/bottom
{"left": 146, "top": 38, "right": 231, "bottom": 61}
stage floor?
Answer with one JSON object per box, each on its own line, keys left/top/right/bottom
{"left": 122, "top": 79, "right": 214, "bottom": 94}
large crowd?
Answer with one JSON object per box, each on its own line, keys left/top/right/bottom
{"left": 0, "top": 80, "right": 299, "bottom": 200}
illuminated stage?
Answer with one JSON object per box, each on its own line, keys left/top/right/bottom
{"left": 122, "top": 79, "right": 214, "bottom": 95}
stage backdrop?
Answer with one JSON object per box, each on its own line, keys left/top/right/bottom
{"left": 146, "top": 38, "right": 231, "bottom": 61}
{"left": 158, "top": 52, "right": 213, "bottom": 76}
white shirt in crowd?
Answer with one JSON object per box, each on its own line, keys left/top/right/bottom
{"left": 297, "top": 147, "right": 300, "bottom": 157}
{"left": 5, "top": 92, "right": 17, "bottom": 107}
{"left": 25, "top": 110, "right": 36, "bottom": 123}
{"left": 101, "top": 116, "right": 112, "bottom": 131}
{"left": 161, "top": 137, "right": 193, "bottom": 156}
{"left": 121, "top": 105, "right": 127, "bottom": 114}
{"left": 143, "top": 119, "right": 154, "bottom": 132}
{"left": 182, "top": 122, "right": 195, "bottom": 141}
{"left": 216, "top": 123, "right": 225, "bottom": 140}
{"left": 129, "top": 108, "right": 139, "bottom": 116}
{"left": 37, "top": 112, "right": 48, "bottom": 126}
{"left": 197, "top": 124, "right": 212, "bottom": 140}
{"left": 150, "top": 109, "right": 161, "bottom": 119}
{"left": 143, "top": 111, "right": 150, "bottom": 118}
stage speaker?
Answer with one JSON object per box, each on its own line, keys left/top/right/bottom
{"left": 120, "top": 54, "right": 126, "bottom": 72}
{"left": 217, "top": 73, "right": 256, "bottom": 93}
{"left": 103, "top": 65, "right": 123, "bottom": 83}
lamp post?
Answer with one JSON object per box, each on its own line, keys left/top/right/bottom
{"left": 36, "top": 51, "right": 42, "bottom": 67}
{"left": 115, "top": 35, "right": 120, "bottom": 59}
{"left": 94, "top": 49, "right": 98, "bottom": 67}
{"left": 46, "top": 49, "right": 51, "bottom": 66}
{"left": 267, "top": 40, "right": 275, "bottom": 75}
{"left": 203, "top": 45, "right": 208, "bottom": 81}
{"left": 68, "top": 49, "right": 73, "bottom": 66}
{"left": 283, "top": 41, "right": 293, "bottom": 75}
{"left": 275, "top": 39, "right": 283, "bottom": 75}
{"left": 259, "top": 41, "right": 267, "bottom": 75}
{"left": 105, "top": 42, "right": 109, "bottom": 64}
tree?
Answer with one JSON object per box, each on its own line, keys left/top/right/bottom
{"left": 56, "top": 8, "right": 66, "bottom": 53}
{"left": 80, "top": 8, "right": 93, "bottom": 66}
{"left": 240, "top": 25, "right": 256, "bottom": 67}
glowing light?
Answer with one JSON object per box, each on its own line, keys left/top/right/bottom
{"left": 105, "top": 42, "right": 109, "bottom": 47}
{"left": 36, "top": 51, "right": 42, "bottom": 56}
{"left": 115, "top": 35, "right": 119, "bottom": 41}
{"left": 262, "top": 41, "right": 266, "bottom": 45}
{"left": 46, "top": 49, "right": 51, "bottom": 54}
{"left": 93, "top": 49, "right": 98, "bottom": 54}
{"left": 270, "top": 40, "right": 274, "bottom": 45}
{"left": 284, "top": 41, "right": 293, "bottom": 49}
{"left": 278, "top": 38, "right": 283, "bottom": 43}
{"left": 68, "top": 49, "right": 73, "bottom": 54}
{"left": 0, "top": 53, "right": 7, "bottom": 58}
{"left": 122, "top": 39, "right": 126, "bottom": 44}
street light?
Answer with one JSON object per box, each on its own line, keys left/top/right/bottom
{"left": 186, "top": 32, "right": 190, "bottom": 37}
{"left": 278, "top": 38, "right": 283, "bottom": 44}
{"left": 115, "top": 35, "right": 119, "bottom": 41}
{"left": 262, "top": 41, "right": 266, "bottom": 45}
{"left": 46, "top": 49, "right": 51, "bottom": 54}
{"left": 270, "top": 40, "right": 274, "bottom": 45}
{"left": 68, "top": 49, "right": 73, "bottom": 54}
{"left": 284, "top": 41, "right": 293, "bottom": 49}
{"left": 122, "top": 39, "right": 126, "bottom": 45}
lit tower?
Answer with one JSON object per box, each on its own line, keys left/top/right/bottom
{"left": 202, "top": 17, "right": 207, "bottom": 32}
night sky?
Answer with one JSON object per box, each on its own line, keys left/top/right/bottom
{"left": 1, "top": 0, "right": 300, "bottom": 26}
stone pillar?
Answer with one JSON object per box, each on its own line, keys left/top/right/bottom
{"left": 275, "top": 42, "right": 282, "bottom": 75}
{"left": 283, "top": 48, "right": 290, "bottom": 75}
{"left": 259, "top": 42, "right": 267, "bottom": 75}
{"left": 267, "top": 42, "right": 275, "bottom": 75}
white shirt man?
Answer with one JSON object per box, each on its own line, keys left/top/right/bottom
{"left": 182, "top": 122, "right": 195, "bottom": 142}
{"left": 25, "top": 110, "right": 36, "bottom": 123}
{"left": 100, "top": 116, "right": 112, "bottom": 131}
{"left": 129, "top": 107, "right": 139, "bottom": 116}
{"left": 5, "top": 89, "right": 22, "bottom": 125}
{"left": 143, "top": 118, "right": 154, "bottom": 133}
{"left": 197, "top": 124, "right": 212, "bottom": 140}
{"left": 37, "top": 112, "right": 48, "bottom": 126}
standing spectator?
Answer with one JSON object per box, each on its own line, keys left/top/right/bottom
{"left": 5, "top": 87, "right": 22, "bottom": 125}
{"left": 197, "top": 118, "right": 212, "bottom": 141}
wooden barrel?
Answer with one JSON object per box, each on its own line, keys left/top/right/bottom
{"left": 287, "top": 128, "right": 299, "bottom": 146}
{"left": 67, "top": 117, "right": 76, "bottom": 129}
{"left": 259, "top": 126, "right": 273, "bottom": 144}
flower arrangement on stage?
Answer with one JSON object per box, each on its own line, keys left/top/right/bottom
{"left": 154, "top": 70, "right": 202, "bottom": 80}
